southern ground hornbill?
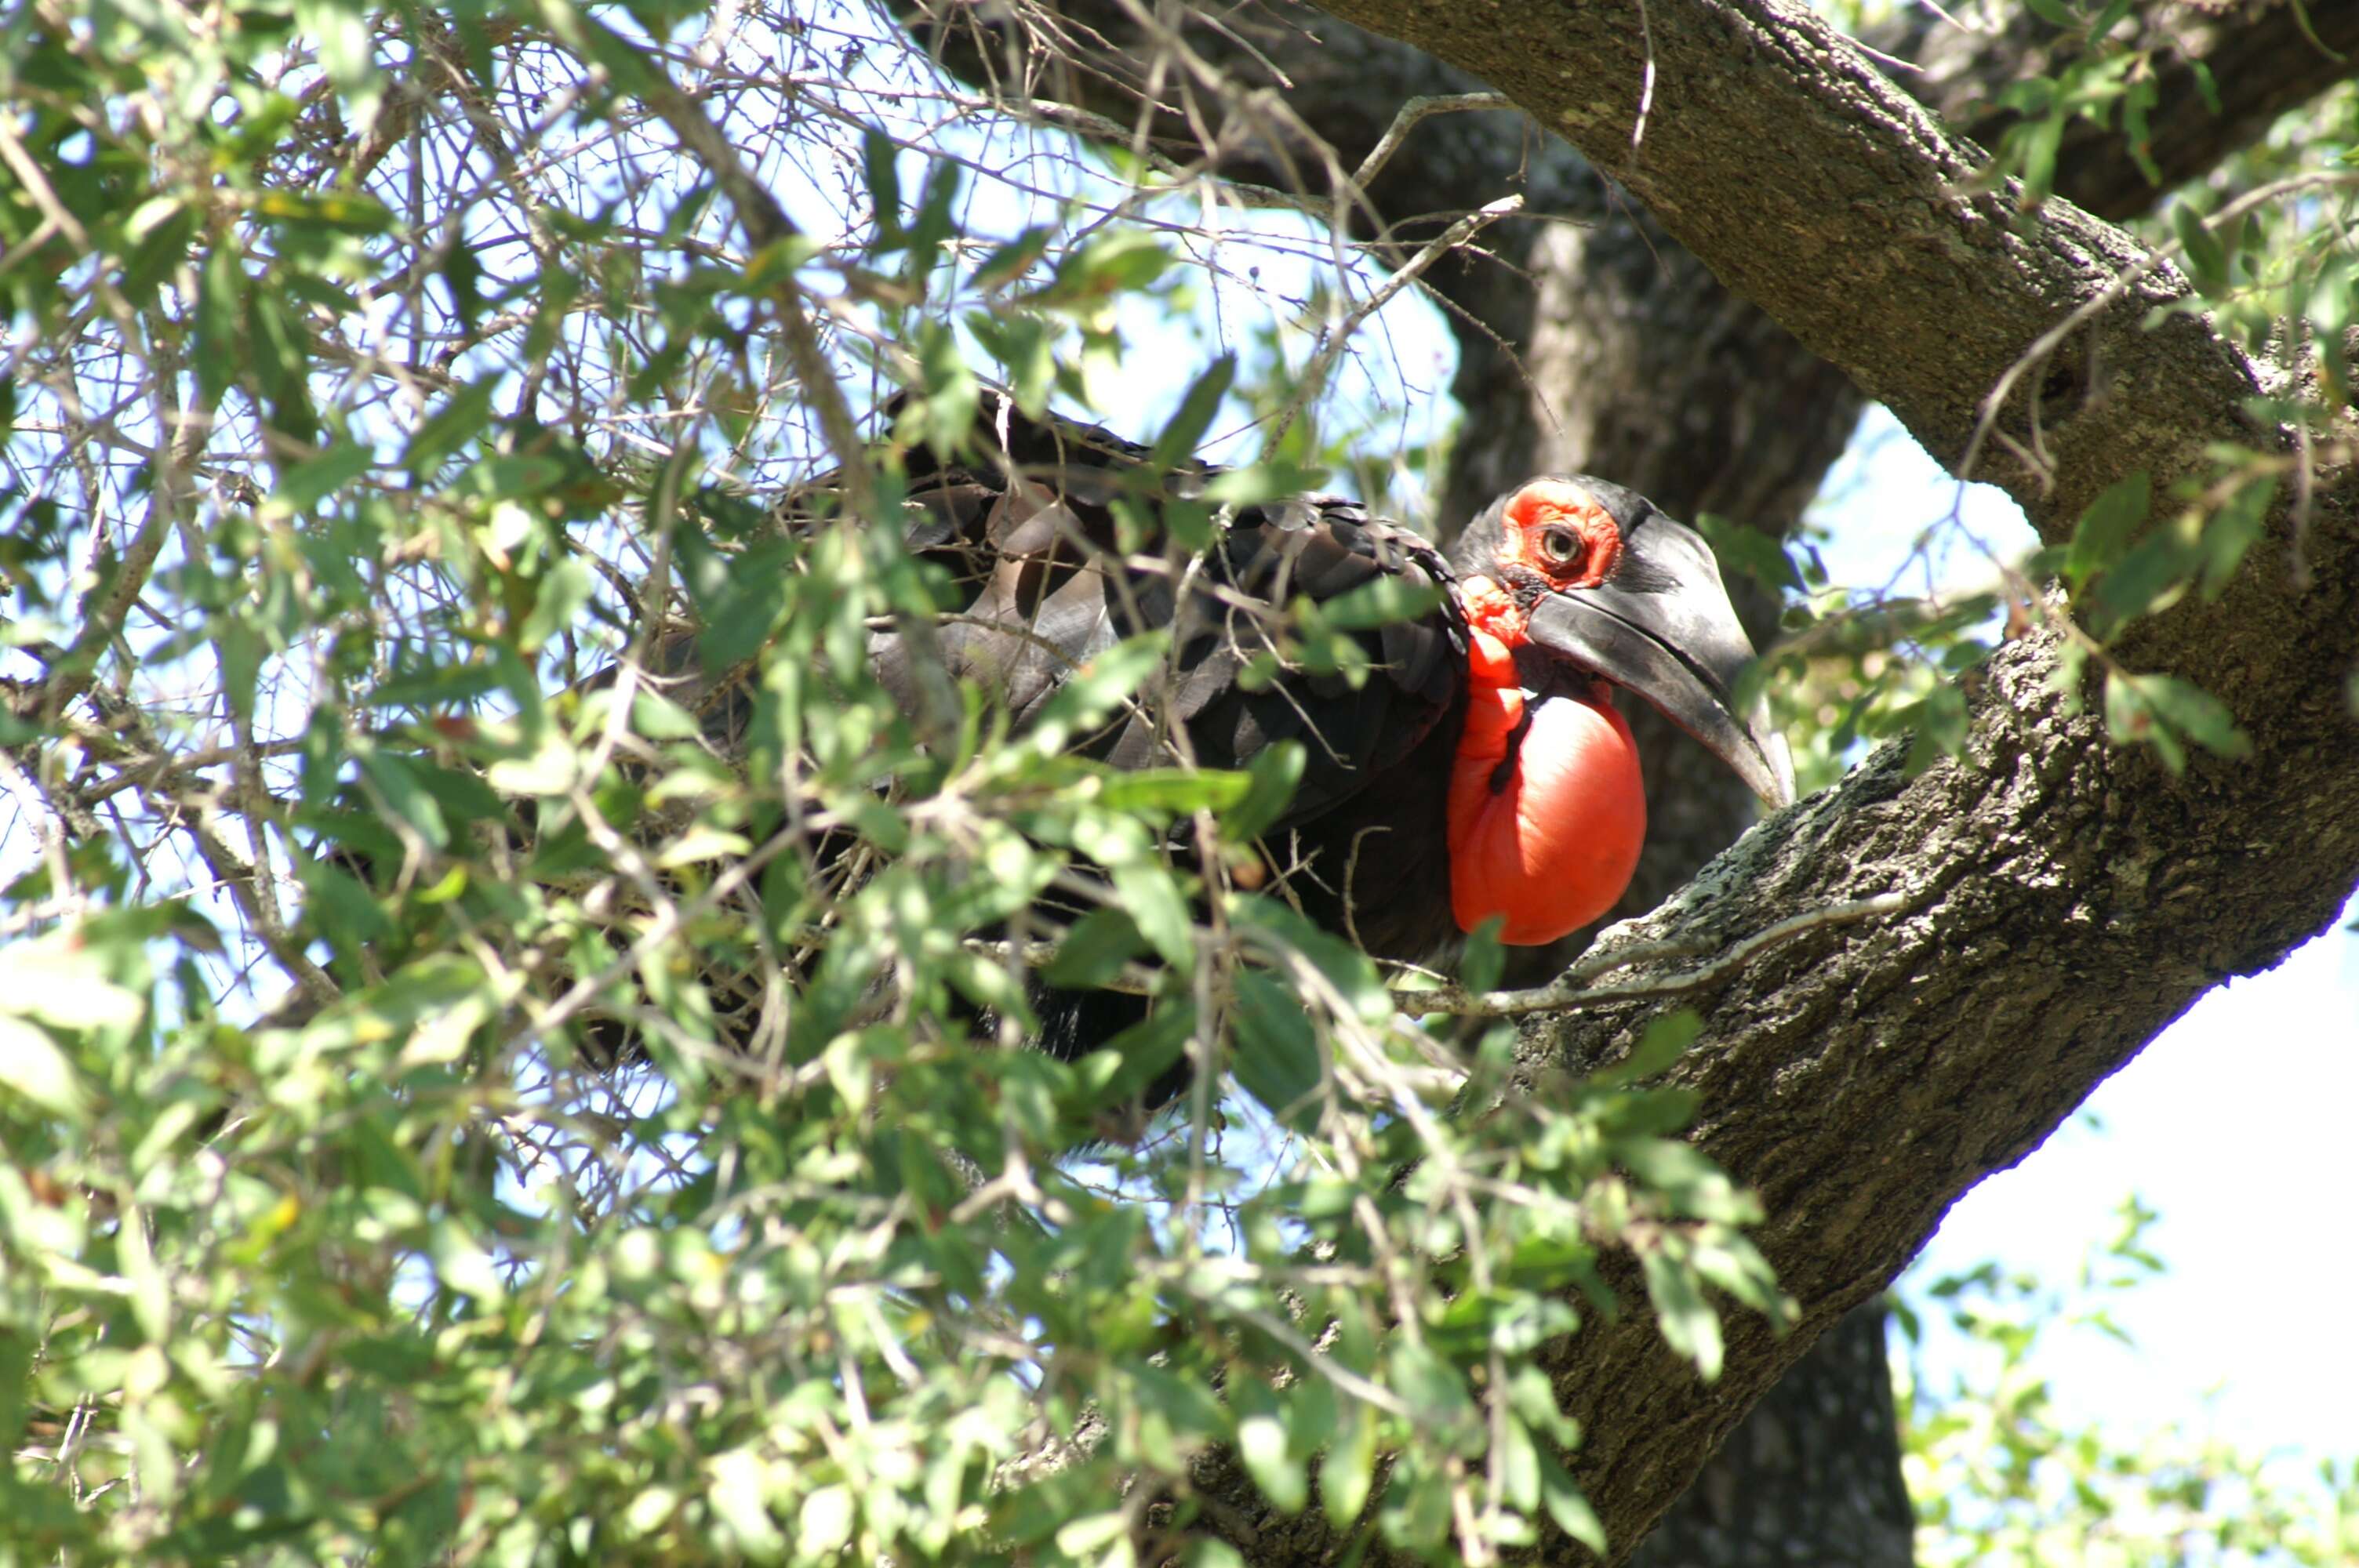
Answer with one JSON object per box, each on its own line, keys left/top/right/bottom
{"left": 819, "top": 395, "right": 1796, "bottom": 1095}
{"left": 299, "top": 395, "right": 1794, "bottom": 1106}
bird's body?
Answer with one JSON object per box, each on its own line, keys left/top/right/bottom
{"left": 349, "top": 396, "right": 1790, "bottom": 1098}
{"left": 845, "top": 397, "right": 1792, "bottom": 1083}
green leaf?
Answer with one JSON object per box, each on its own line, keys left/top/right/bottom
{"left": 1093, "top": 767, "right": 1250, "bottom": 818}
{"left": 1026, "top": 633, "right": 1169, "bottom": 754}
{"left": 1458, "top": 917, "right": 1505, "bottom": 998}
{"left": 1694, "top": 514, "right": 1805, "bottom": 592}
{"left": 904, "top": 159, "right": 962, "bottom": 277}
{"left": 743, "top": 233, "right": 823, "bottom": 294}
{"left": 215, "top": 616, "right": 267, "bottom": 728}
{"left": 1691, "top": 1236, "right": 1787, "bottom": 1320}
{"left": 1538, "top": 1450, "right": 1607, "bottom": 1555}
{"left": 1054, "top": 1511, "right": 1129, "bottom": 1557}
{"left": 518, "top": 556, "right": 595, "bottom": 649}
{"left": 2012, "top": 112, "right": 2066, "bottom": 203}
{"left": 1499, "top": 1412, "right": 1542, "bottom": 1513}
{"left": 194, "top": 240, "right": 246, "bottom": 408}
{"left": 367, "top": 659, "right": 507, "bottom": 712}
{"left": 264, "top": 441, "right": 373, "bottom": 522}
{"left": 1641, "top": 1247, "right": 1725, "bottom": 1381}
{"left": 1030, "top": 229, "right": 1172, "bottom": 307}
{"left": 356, "top": 747, "right": 452, "bottom": 848}
{"left": 1227, "top": 895, "right": 1389, "bottom": 1024}
{"left": 253, "top": 187, "right": 394, "bottom": 235}
{"left": 0, "top": 1017, "right": 92, "bottom": 1120}
{"left": 1076, "top": 1003, "right": 1194, "bottom": 1110}
{"left": 1238, "top": 1412, "right": 1306, "bottom": 1515}
{"left": 2189, "top": 58, "right": 2223, "bottom": 115}
{"left": 1318, "top": 1403, "right": 1376, "bottom": 1527}
{"left": 2091, "top": 527, "right": 2197, "bottom": 633}
{"left": 1230, "top": 969, "right": 1321, "bottom": 1126}
{"left": 1308, "top": 574, "right": 1448, "bottom": 632}
{"left": 965, "top": 310, "right": 1056, "bottom": 416}
{"left": 247, "top": 289, "right": 318, "bottom": 443}
{"left": 1596, "top": 1008, "right": 1703, "bottom": 1088}
{"left": 2107, "top": 671, "right": 2251, "bottom": 771}
{"left": 2064, "top": 471, "right": 2150, "bottom": 591}
{"left": 2198, "top": 474, "right": 2274, "bottom": 599}
{"left": 794, "top": 1482, "right": 853, "bottom": 1555}
{"left": 1220, "top": 741, "right": 1305, "bottom": 845}
{"left": 1201, "top": 460, "right": 1329, "bottom": 508}
{"left": 914, "top": 318, "right": 979, "bottom": 459}
{"left": 405, "top": 379, "right": 500, "bottom": 477}
{"left": 863, "top": 129, "right": 903, "bottom": 251}
{"left": 1110, "top": 862, "right": 1194, "bottom": 968}
{"left": 431, "top": 1218, "right": 506, "bottom": 1304}
{"left": 1902, "top": 681, "right": 1969, "bottom": 775}
{"left": 1148, "top": 355, "right": 1236, "bottom": 472}
{"left": 971, "top": 226, "right": 1055, "bottom": 293}
{"left": 1183, "top": 1543, "right": 1248, "bottom": 1568}
{"left": 2171, "top": 202, "right": 2226, "bottom": 295}
{"left": 1044, "top": 907, "right": 1147, "bottom": 989}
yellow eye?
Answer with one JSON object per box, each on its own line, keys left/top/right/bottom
{"left": 1539, "top": 528, "right": 1579, "bottom": 563}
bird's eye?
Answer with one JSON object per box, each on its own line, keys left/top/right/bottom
{"left": 1539, "top": 528, "right": 1580, "bottom": 564}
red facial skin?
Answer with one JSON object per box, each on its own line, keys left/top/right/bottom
{"left": 1445, "top": 484, "right": 1646, "bottom": 946}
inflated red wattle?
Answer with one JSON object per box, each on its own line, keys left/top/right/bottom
{"left": 1445, "top": 624, "right": 1647, "bottom": 946}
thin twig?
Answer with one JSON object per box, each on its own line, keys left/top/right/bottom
{"left": 1263, "top": 194, "right": 1522, "bottom": 455}
{"left": 1349, "top": 93, "right": 1516, "bottom": 191}
{"left": 1391, "top": 894, "right": 1914, "bottom": 1018}
{"left": 544, "top": 1, "right": 965, "bottom": 750}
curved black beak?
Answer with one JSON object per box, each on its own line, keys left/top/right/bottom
{"left": 1524, "top": 511, "right": 1796, "bottom": 811}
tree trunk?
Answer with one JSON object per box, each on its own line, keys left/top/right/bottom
{"left": 1624, "top": 1302, "right": 1913, "bottom": 1568}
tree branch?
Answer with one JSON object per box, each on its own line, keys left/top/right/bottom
{"left": 1314, "top": 0, "right": 2263, "bottom": 522}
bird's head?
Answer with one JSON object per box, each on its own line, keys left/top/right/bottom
{"left": 1449, "top": 477, "right": 1796, "bottom": 811}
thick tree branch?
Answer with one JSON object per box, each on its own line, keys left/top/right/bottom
{"left": 894, "top": 5, "right": 2359, "bottom": 1563}
{"left": 1314, "top": 0, "right": 2267, "bottom": 522}
{"left": 898, "top": 0, "right": 2355, "bottom": 523}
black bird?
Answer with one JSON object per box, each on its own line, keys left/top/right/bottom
{"left": 838, "top": 397, "right": 1793, "bottom": 1091}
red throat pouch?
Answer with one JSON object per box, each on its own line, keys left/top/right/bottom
{"left": 1445, "top": 622, "right": 1646, "bottom": 945}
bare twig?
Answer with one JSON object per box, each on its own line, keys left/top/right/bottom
{"left": 1391, "top": 894, "right": 1914, "bottom": 1018}
{"left": 1263, "top": 194, "right": 1522, "bottom": 454}
{"left": 1348, "top": 92, "right": 1516, "bottom": 191}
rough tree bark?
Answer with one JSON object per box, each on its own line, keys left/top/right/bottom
{"left": 900, "top": 3, "right": 2356, "bottom": 1563}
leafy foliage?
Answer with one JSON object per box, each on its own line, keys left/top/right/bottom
{"left": 1899, "top": 1200, "right": 2359, "bottom": 1568}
